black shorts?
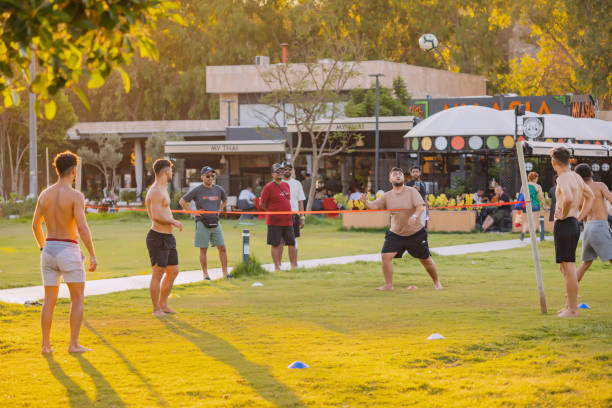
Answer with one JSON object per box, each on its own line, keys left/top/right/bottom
{"left": 554, "top": 217, "right": 580, "bottom": 263}
{"left": 381, "top": 228, "right": 430, "bottom": 259}
{"left": 267, "top": 225, "right": 296, "bottom": 247}
{"left": 292, "top": 214, "right": 301, "bottom": 238}
{"left": 146, "top": 229, "right": 178, "bottom": 267}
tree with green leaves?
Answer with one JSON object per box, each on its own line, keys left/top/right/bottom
{"left": 259, "top": 39, "right": 366, "bottom": 211}
{"left": 345, "top": 79, "right": 409, "bottom": 118}
{"left": 0, "top": 0, "right": 183, "bottom": 118}
{"left": 0, "top": 91, "right": 76, "bottom": 197}
{"left": 144, "top": 132, "right": 185, "bottom": 190}
{"left": 77, "top": 133, "right": 123, "bottom": 198}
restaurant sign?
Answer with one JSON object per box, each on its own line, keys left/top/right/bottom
{"left": 409, "top": 95, "right": 571, "bottom": 118}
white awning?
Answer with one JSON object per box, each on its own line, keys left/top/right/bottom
{"left": 524, "top": 141, "right": 610, "bottom": 157}
{"left": 164, "top": 139, "right": 286, "bottom": 154}
{"left": 404, "top": 105, "right": 612, "bottom": 141}
{"left": 287, "top": 115, "right": 415, "bottom": 133}
{"left": 68, "top": 120, "right": 226, "bottom": 139}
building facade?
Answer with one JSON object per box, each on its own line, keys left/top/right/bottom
{"left": 68, "top": 59, "right": 488, "bottom": 198}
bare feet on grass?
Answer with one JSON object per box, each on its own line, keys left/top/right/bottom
{"left": 41, "top": 345, "right": 54, "bottom": 354}
{"left": 68, "top": 344, "right": 92, "bottom": 353}
{"left": 161, "top": 307, "right": 177, "bottom": 314}
{"left": 555, "top": 309, "right": 579, "bottom": 318}
{"left": 152, "top": 310, "right": 166, "bottom": 317}
{"left": 376, "top": 285, "right": 393, "bottom": 291}
{"left": 434, "top": 282, "right": 443, "bottom": 290}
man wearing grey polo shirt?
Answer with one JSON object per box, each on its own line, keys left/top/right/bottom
{"left": 179, "top": 166, "right": 231, "bottom": 280}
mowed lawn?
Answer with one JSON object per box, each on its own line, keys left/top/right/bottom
{"left": 0, "top": 213, "right": 514, "bottom": 288}
{"left": 1, "top": 240, "right": 611, "bottom": 407}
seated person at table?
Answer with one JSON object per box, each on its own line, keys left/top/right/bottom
{"left": 237, "top": 186, "right": 256, "bottom": 210}
{"left": 482, "top": 185, "right": 511, "bottom": 232}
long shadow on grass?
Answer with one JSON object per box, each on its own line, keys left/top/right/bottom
{"left": 73, "top": 354, "right": 126, "bottom": 407}
{"left": 161, "top": 316, "right": 305, "bottom": 407}
{"left": 44, "top": 354, "right": 92, "bottom": 407}
{"left": 84, "top": 320, "right": 169, "bottom": 407}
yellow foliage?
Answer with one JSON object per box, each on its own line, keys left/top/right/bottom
{"left": 488, "top": 8, "right": 511, "bottom": 30}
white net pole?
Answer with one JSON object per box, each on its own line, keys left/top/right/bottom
{"left": 516, "top": 141, "right": 547, "bottom": 314}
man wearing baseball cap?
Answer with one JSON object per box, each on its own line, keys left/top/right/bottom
{"left": 281, "top": 160, "right": 305, "bottom": 268}
{"left": 261, "top": 163, "right": 295, "bottom": 271}
{"left": 179, "top": 166, "right": 231, "bottom": 280}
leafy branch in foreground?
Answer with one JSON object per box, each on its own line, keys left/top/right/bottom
{"left": 0, "top": 0, "right": 184, "bottom": 118}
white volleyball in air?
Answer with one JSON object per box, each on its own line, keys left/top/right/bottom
{"left": 418, "top": 34, "right": 439, "bottom": 52}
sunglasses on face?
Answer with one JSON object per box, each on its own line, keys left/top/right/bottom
{"left": 274, "top": 170, "right": 284, "bottom": 174}
{"left": 204, "top": 174, "right": 216, "bottom": 178}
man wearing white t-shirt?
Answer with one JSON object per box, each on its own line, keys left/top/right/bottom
{"left": 282, "top": 161, "right": 306, "bottom": 268}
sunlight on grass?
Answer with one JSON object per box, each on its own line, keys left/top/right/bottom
{"left": 1, "top": 243, "right": 611, "bottom": 407}
{"left": 0, "top": 216, "right": 515, "bottom": 288}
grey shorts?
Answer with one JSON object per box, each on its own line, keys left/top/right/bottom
{"left": 41, "top": 240, "right": 85, "bottom": 286}
{"left": 194, "top": 222, "right": 225, "bottom": 248}
{"left": 582, "top": 220, "right": 612, "bottom": 262}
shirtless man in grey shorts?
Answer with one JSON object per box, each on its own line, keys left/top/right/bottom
{"left": 32, "top": 151, "right": 97, "bottom": 354}
{"left": 574, "top": 164, "right": 612, "bottom": 281}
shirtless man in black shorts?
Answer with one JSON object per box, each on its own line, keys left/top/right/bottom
{"left": 145, "top": 159, "right": 183, "bottom": 316}
{"left": 550, "top": 147, "right": 593, "bottom": 318}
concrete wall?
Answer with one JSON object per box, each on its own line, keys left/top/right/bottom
{"left": 207, "top": 60, "right": 486, "bottom": 99}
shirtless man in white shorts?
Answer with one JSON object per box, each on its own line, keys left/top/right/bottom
{"left": 32, "top": 151, "right": 97, "bottom": 354}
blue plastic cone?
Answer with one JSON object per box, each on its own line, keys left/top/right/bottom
{"left": 288, "top": 361, "right": 309, "bottom": 369}
{"left": 578, "top": 303, "right": 591, "bottom": 309}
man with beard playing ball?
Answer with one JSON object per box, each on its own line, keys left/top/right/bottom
{"left": 361, "top": 167, "right": 442, "bottom": 291}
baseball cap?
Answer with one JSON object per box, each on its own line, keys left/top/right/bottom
{"left": 271, "top": 163, "right": 284, "bottom": 172}
{"left": 201, "top": 166, "right": 216, "bottom": 175}
{"left": 281, "top": 160, "right": 293, "bottom": 168}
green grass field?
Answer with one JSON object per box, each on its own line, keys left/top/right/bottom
{"left": 1, "top": 215, "right": 611, "bottom": 407}
{"left": 0, "top": 213, "right": 512, "bottom": 289}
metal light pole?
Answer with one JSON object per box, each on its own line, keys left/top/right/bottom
{"left": 369, "top": 73, "right": 383, "bottom": 192}
{"left": 224, "top": 100, "right": 235, "bottom": 126}
{"left": 28, "top": 49, "right": 37, "bottom": 198}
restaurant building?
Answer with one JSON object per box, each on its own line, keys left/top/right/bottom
{"left": 403, "top": 105, "right": 612, "bottom": 197}
{"left": 68, "top": 59, "right": 487, "bottom": 197}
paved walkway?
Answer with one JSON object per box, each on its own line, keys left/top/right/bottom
{"left": 0, "top": 237, "right": 550, "bottom": 304}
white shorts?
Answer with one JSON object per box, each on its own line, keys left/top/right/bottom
{"left": 41, "top": 240, "right": 86, "bottom": 286}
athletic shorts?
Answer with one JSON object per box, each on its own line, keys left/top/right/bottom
{"left": 381, "top": 228, "right": 431, "bottom": 259}
{"left": 292, "top": 214, "right": 301, "bottom": 238}
{"left": 553, "top": 217, "right": 580, "bottom": 264}
{"left": 146, "top": 229, "right": 178, "bottom": 267}
{"left": 41, "top": 240, "right": 85, "bottom": 286}
{"left": 582, "top": 220, "right": 612, "bottom": 262}
{"left": 267, "top": 225, "right": 296, "bottom": 247}
{"left": 194, "top": 222, "right": 225, "bottom": 248}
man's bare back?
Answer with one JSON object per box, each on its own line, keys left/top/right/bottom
{"left": 583, "top": 181, "right": 612, "bottom": 221}
{"left": 145, "top": 183, "right": 178, "bottom": 234}
{"left": 33, "top": 183, "right": 97, "bottom": 271}
{"left": 555, "top": 171, "right": 591, "bottom": 221}
{"left": 36, "top": 184, "right": 81, "bottom": 241}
